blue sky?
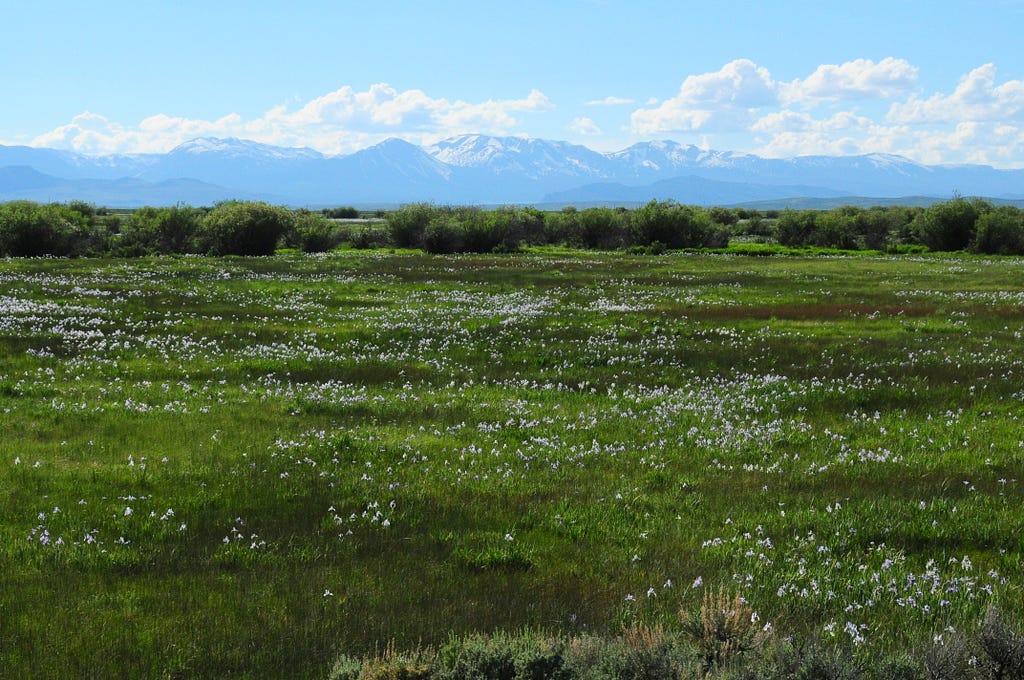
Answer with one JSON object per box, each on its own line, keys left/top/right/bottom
{"left": 5, "top": 0, "right": 1024, "bottom": 166}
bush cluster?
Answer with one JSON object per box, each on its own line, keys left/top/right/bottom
{"left": 4, "top": 196, "right": 1024, "bottom": 258}
{"left": 386, "top": 201, "right": 728, "bottom": 254}
{"left": 774, "top": 198, "right": 1024, "bottom": 254}
{"left": 0, "top": 200, "right": 101, "bottom": 257}
{"left": 0, "top": 200, "right": 347, "bottom": 257}
{"left": 328, "top": 605, "right": 1024, "bottom": 680}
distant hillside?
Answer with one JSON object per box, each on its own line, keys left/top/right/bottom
{"left": 2, "top": 135, "right": 1023, "bottom": 207}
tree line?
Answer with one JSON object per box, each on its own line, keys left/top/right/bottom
{"left": 388, "top": 197, "right": 1024, "bottom": 255}
{"left": 2, "top": 197, "right": 1024, "bottom": 257}
{"left": 0, "top": 200, "right": 362, "bottom": 257}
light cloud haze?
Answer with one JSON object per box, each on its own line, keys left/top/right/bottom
{"left": 4, "top": 2, "right": 1024, "bottom": 167}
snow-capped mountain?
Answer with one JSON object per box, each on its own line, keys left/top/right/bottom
{"left": 607, "top": 140, "right": 746, "bottom": 177}
{"left": 426, "top": 134, "right": 613, "bottom": 178}
{"left": 1, "top": 134, "right": 1023, "bottom": 207}
{"left": 169, "top": 137, "right": 324, "bottom": 160}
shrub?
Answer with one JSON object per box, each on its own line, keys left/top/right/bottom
{"left": 420, "top": 207, "right": 525, "bottom": 254}
{"left": 291, "top": 210, "right": 339, "bottom": 253}
{"left": 620, "top": 624, "right": 687, "bottom": 680}
{"left": 709, "top": 206, "right": 740, "bottom": 227}
{"left": 322, "top": 206, "right": 360, "bottom": 219}
{"left": 680, "top": 588, "right": 767, "bottom": 673}
{"left": 437, "top": 632, "right": 569, "bottom": 680}
{"left": 360, "top": 659, "right": 433, "bottom": 680}
{"left": 195, "top": 201, "right": 294, "bottom": 256}
{"left": 973, "top": 206, "right": 1024, "bottom": 255}
{"left": 814, "top": 208, "right": 860, "bottom": 250}
{"left": 354, "top": 641, "right": 435, "bottom": 680}
{"left": 630, "top": 200, "right": 713, "bottom": 249}
{"left": 860, "top": 206, "right": 911, "bottom": 251}
{"left": 516, "top": 638, "right": 569, "bottom": 680}
{"left": 325, "top": 606, "right": 1024, "bottom": 680}
{"left": 543, "top": 207, "right": 578, "bottom": 245}
{"left": 459, "top": 208, "right": 506, "bottom": 253}
{"left": 775, "top": 209, "right": 819, "bottom": 247}
{"left": 479, "top": 206, "right": 545, "bottom": 250}
{"left": 563, "top": 635, "right": 618, "bottom": 679}
{"left": 912, "top": 197, "right": 991, "bottom": 252}
{"left": 119, "top": 205, "right": 201, "bottom": 255}
{"left": 437, "top": 633, "right": 516, "bottom": 680}
{"left": 576, "top": 207, "right": 630, "bottom": 250}
{"left": 0, "top": 200, "right": 89, "bottom": 257}
{"left": 423, "top": 216, "right": 465, "bottom": 254}
{"left": 387, "top": 203, "right": 440, "bottom": 249}
{"left": 977, "top": 607, "right": 1024, "bottom": 679}
{"left": 729, "top": 639, "right": 866, "bottom": 680}
{"left": 349, "top": 226, "right": 390, "bottom": 250}
{"left": 327, "top": 654, "right": 364, "bottom": 680}
{"left": 736, "top": 213, "right": 772, "bottom": 237}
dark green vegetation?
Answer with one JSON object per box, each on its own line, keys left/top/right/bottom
{"left": 2, "top": 251, "right": 1023, "bottom": 678}
{"left": 5, "top": 195, "right": 1024, "bottom": 258}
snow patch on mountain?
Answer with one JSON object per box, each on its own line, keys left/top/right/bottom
{"left": 170, "top": 137, "right": 324, "bottom": 160}
{"left": 3, "top": 133, "right": 1023, "bottom": 206}
{"left": 425, "top": 134, "right": 611, "bottom": 178}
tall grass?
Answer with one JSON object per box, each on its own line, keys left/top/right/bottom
{"left": 1, "top": 250, "right": 1023, "bottom": 677}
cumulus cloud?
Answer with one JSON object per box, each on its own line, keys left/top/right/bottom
{"left": 783, "top": 58, "right": 918, "bottom": 104}
{"left": 586, "top": 96, "right": 634, "bottom": 106}
{"left": 31, "top": 110, "right": 266, "bottom": 155}
{"left": 887, "top": 64, "right": 1024, "bottom": 123}
{"left": 23, "top": 62, "right": 1024, "bottom": 168}
{"left": 569, "top": 117, "right": 602, "bottom": 135}
{"left": 29, "top": 84, "right": 554, "bottom": 155}
{"left": 751, "top": 110, "right": 879, "bottom": 158}
{"left": 627, "top": 58, "right": 1024, "bottom": 167}
{"left": 630, "top": 59, "right": 778, "bottom": 134}
{"left": 889, "top": 121, "right": 1024, "bottom": 166}
{"left": 266, "top": 84, "right": 552, "bottom": 133}
{"left": 31, "top": 112, "right": 130, "bottom": 155}
{"left": 629, "top": 57, "right": 922, "bottom": 137}
{"left": 752, "top": 110, "right": 873, "bottom": 134}
{"left": 753, "top": 113, "right": 1024, "bottom": 168}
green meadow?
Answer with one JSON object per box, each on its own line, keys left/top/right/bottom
{"left": 2, "top": 250, "right": 1023, "bottom": 678}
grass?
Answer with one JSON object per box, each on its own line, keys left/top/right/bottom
{"left": 1, "top": 249, "right": 1023, "bottom": 677}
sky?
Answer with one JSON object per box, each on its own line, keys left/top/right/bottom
{"left": 4, "top": 0, "right": 1024, "bottom": 167}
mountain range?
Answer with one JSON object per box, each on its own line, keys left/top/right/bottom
{"left": 1, "top": 135, "right": 1023, "bottom": 208}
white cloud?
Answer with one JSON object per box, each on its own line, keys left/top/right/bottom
{"left": 31, "top": 112, "right": 130, "bottom": 155}
{"left": 783, "top": 58, "right": 918, "bottom": 104}
{"left": 888, "top": 121, "right": 1024, "bottom": 166}
{"left": 752, "top": 110, "right": 882, "bottom": 158}
{"left": 627, "top": 58, "right": 1024, "bottom": 167}
{"left": 755, "top": 131, "right": 866, "bottom": 158}
{"left": 586, "top": 96, "right": 634, "bottom": 106}
{"left": 22, "top": 63, "right": 1024, "bottom": 169}
{"left": 630, "top": 59, "right": 778, "bottom": 133}
{"left": 887, "top": 64, "right": 1024, "bottom": 123}
{"left": 31, "top": 111, "right": 263, "bottom": 155}
{"left": 569, "top": 117, "right": 602, "bottom": 135}
{"left": 267, "top": 84, "right": 552, "bottom": 133}
{"left": 676, "top": 59, "right": 778, "bottom": 107}
{"left": 438, "top": 89, "right": 553, "bottom": 132}
{"left": 751, "top": 110, "right": 816, "bottom": 134}
{"left": 752, "top": 111, "right": 1024, "bottom": 168}
{"left": 29, "top": 84, "right": 554, "bottom": 155}
{"left": 752, "top": 110, "right": 873, "bottom": 134}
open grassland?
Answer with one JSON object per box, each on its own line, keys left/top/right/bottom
{"left": 2, "top": 251, "right": 1023, "bottom": 678}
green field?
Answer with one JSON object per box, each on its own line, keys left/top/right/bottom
{"left": 2, "top": 251, "right": 1023, "bottom": 678}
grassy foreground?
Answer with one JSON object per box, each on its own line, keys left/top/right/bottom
{"left": 1, "top": 250, "right": 1023, "bottom": 678}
